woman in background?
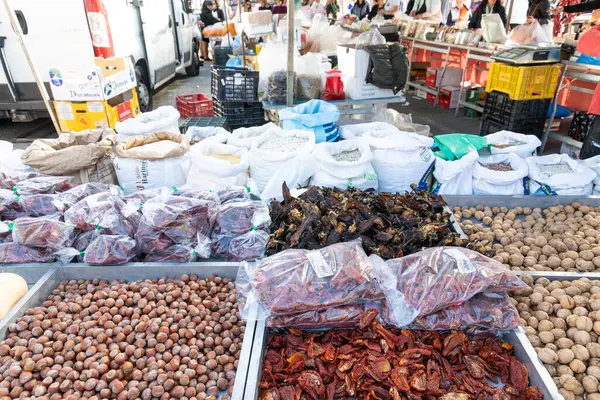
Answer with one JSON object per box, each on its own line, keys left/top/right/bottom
{"left": 259, "top": 0, "right": 272, "bottom": 10}
{"left": 200, "top": 0, "right": 224, "bottom": 60}
{"left": 352, "top": 0, "right": 371, "bottom": 19}
{"left": 243, "top": 0, "right": 252, "bottom": 11}
{"left": 447, "top": 0, "right": 470, "bottom": 26}
{"left": 326, "top": 0, "right": 341, "bottom": 19}
{"left": 406, "top": 0, "right": 443, "bottom": 22}
{"left": 272, "top": 0, "right": 287, "bottom": 13}
{"left": 468, "top": 0, "right": 506, "bottom": 28}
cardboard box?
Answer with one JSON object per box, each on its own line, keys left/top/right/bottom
{"left": 438, "top": 86, "right": 461, "bottom": 109}
{"left": 342, "top": 75, "right": 398, "bottom": 100}
{"left": 337, "top": 45, "right": 370, "bottom": 78}
{"left": 49, "top": 57, "right": 137, "bottom": 102}
{"left": 425, "top": 67, "right": 462, "bottom": 89}
{"left": 415, "top": 88, "right": 428, "bottom": 99}
{"left": 242, "top": 10, "right": 272, "bottom": 25}
{"left": 55, "top": 89, "right": 140, "bottom": 132}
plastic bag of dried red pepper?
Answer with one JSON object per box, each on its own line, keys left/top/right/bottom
{"left": 64, "top": 188, "right": 131, "bottom": 235}
{"left": 11, "top": 215, "right": 76, "bottom": 250}
{"left": 135, "top": 189, "right": 219, "bottom": 255}
{"left": 236, "top": 241, "right": 383, "bottom": 320}
{"left": 0, "top": 242, "right": 55, "bottom": 263}
{"left": 82, "top": 234, "right": 138, "bottom": 265}
{"left": 12, "top": 175, "right": 73, "bottom": 195}
{"left": 142, "top": 233, "right": 212, "bottom": 262}
{"left": 267, "top": 304, "right": 378, "bottom": 329}
{"left": 401, "top": 292, "right": 521, "bottom": 332}
{"left": 375, "top": 247, "right": 527, "bottom": 327}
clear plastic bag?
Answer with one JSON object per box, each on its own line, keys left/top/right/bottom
{"left": 267, "top": 71, "right": 295, "bottom": 104}
{"left": 213, "top": 228, "right": 268, "bottom": 261}
{"left": 64, "top": 189, "right": 129, "bottom": 235}
{"left": 267, "top": 304, "right": 373, "bottom": 329}
{"left": 17, "top": 194, "right": 67, "bottom": 217}
{"left": 403, "top": 292, "right": 521, "bottom": 331}
{"left": 0, "top": 172, "right": 38, "bottom": 191}
{"left": 237, "top": 242, "right": 382, "bottom": 319}
{"left": 13, "top": 175, "right": 73, "bottom": 195}
{"left": 143, "top": 233, "right": 211, "bottom": 262}
{"left": 57, "top": 183, "right": 112, "bottom": 207}
{"left": 135, "top": 191, "right": 219, "bottom": 254}
{"left": 11, "top": 215, "right": 75, "bottom": 249}
{"left": 83, "top": 235, "right": 138, "bottom": 265}
{"left": 215, "top": 186, "right": 251, "bottom": 204}
{"left": 356, "top": 29, "right": 386, "bottom": 48}
{"left": 375, "top": 247, "right": 527, "bottom": 327}
{"left": 0, "top": 243, "right": 55, "bottom": 263}
{"left": 212, "top": 200, "right": 270, "bottom": 236}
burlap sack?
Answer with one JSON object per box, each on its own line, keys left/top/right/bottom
{"left": 21, "top": 128, "right": 118, "bottom": 185}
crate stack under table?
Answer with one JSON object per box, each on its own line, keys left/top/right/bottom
{"left": 480, "top": 63, "right": 561, "bottom": 138}
{"left": 211, "top": 66, "right": 266, "bottom": 131}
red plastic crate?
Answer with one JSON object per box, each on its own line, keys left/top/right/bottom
{"left": 176, "top": 93, "right": 214, "bottom": 118}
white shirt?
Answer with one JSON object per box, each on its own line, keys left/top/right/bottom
{"left": 311, "top": 1, "right": 327, "bottom": 14}
{"left": 413, "top": 0, "right": 442, "bottom": 22}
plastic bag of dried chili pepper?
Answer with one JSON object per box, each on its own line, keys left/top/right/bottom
{"left": 143, "top": 233, "right": 212, "bottom": 262}
{"left": 12, "top": 175, "right": 73, "bottom": 195}
{"left": 236, "top": 241, "right": 383, "bottom": 320}
{"left": 64, "top": 188, "right": 131, "bottom": 235}
{"left": 375, "top": 247, "right": 527, "bottom": 327}
{"left": 401, "top": 292, "right": 521, "bottom": 332}
{"left": 82, "top": 234, "right": 138, "bottom": 265}
{"left": 0, "top": 242, "right": 55, "bottom": 263}
{"left": 11, "top": 215, "right": 76, "bottom": 250}
{"left": 267, "top": 304, "right": 378, "bottom": 329}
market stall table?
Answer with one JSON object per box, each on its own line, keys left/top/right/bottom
{"left": 541, "top": 60, "right": 600, "bottom": 152}
{"left": 401, "top": 37, "right": 495, "bottom": 112}
{"left": 263, "top": 95, "right": 406, "bottom": 120}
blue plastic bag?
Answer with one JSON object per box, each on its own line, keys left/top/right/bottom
{"left": 278, "top": 99, "right": 341, "bottom": 143}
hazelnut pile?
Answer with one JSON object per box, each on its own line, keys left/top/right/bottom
{"left": 455, "top": 203, "right": 600, "bottom": 272}
{"left": 0, "top": 274, "right": 244, "bottom": 400}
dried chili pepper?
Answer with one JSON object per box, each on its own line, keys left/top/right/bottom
{"left": 259, "top": 310, "right": 542, "bottom": 400}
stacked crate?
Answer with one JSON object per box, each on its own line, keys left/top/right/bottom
{"left": 480, "top": 63, "right": 561, "bottom": 138}
{"left": 211, "top": 66, "right": 266, "bottom": 131}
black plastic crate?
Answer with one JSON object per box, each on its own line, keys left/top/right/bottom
{"left": 213, "top": 45, "right": 233, "bottom": 67}
{"left": 179, "top": 117, "right": 230, "bottom": 133}
{"left": 483, "top": 91, "right": 550, "bottom": 125}
{"left": 479, "top": 116, "right": 546, "bottom": 138}
{"left": 211, "top": 66, "right": 259, "bottom": 102}
{"left": 213, "top": 99, "right": 265, "bottom": 130}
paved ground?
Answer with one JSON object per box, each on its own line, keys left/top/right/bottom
{"left": 0, "top": 62, "right": 484, "bottom": 149}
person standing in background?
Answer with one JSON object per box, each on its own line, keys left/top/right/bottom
{"left": 368, "top": 0, "right": 385, "bottom": 18}
{"left": 352, "top": 0, "right": 371, "bottom": 19}
{"left": 527, "top": 0, "right": 552, "bottom": 38}
{"left": 383, "top": 0, "right": 401, "bottom": 19}
{"left": 259, "top": 0, "right": 272, "bottom": 9}
{"left": 311, "top": 0, "right": 328, "bottom": 15}
{"left": 326, "top": 0, "right": 341, "bottom": 18}
{"left": 468, "top": 0, "right": 506, "bottom": 28}
{"left": 406, "top": 0, "right": 443, "bottom": 22}
{"left": 272, "top": 0, "right": 288, "bottom": 13}
{"left": 446, "top": 0, "right": 470, "bottom": 26}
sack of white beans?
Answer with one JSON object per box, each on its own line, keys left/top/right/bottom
{"left": 526, "top": 154, "right": 596, "bottom": 196}
{"left": 310, "top": 139, "right": 378, "bottom": 191}
{"left": 249, "top": 129, "right": 317, "bottom": 200}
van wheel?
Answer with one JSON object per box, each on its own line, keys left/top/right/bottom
{"left": 135, "top": 65, "right": 153, "bottom": 112}
{"left": 186, "top": 41, "right": 200, "bottom": 77}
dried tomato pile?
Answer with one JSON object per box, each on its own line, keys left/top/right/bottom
{"left": 260, "top": 310, "right": 543, "bottom": 400}
{"left": 268, "top": 184, "right": 463, "bottom": 259}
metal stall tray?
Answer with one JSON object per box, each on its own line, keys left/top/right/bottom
{"left": 443, "top": 195, "right": 600, "bottom": 209}
{"left": 243, "top": 320, "right": 563, "bottom": 400}
{"left": 0, "top": 263, "right": 255, "bottom": 400}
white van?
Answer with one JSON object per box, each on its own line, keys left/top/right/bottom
{"left": 0, "top": 0, "right": 200, "bottom": 121}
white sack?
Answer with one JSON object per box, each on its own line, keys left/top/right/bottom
{"left": 472, "top": 153, "right": 529, "bottom": 195}
{"left": 526, "top": 154, "right": 596, "bottom": 196}
{"left": 115, "top": 106, "right": 180, "bottom": 142}
{"left": 186, "top": 141, "right": 249, "bottom": 191}
{"left": 228, "top": 123, "right": 280, "bottom": 149}
{"left": 185, "top": 126, "right": 230, "bottom": 145}
{"left": 0, "top": 141, "right": 33, "bottom": 174}
{"left": 249, "top": 129, "right": 317, "bottom": 201}
{"left": 582, "top": 155, "right": 600, "bottom": 187}
{"left": 433, "top": 151, "right": 479, "bottom": 195}
{"left": 310, "top": 139, "right": 378, "bottom": 191}
{"left": 486, "top": 130, "right": 541, "bottom": 158}
{"left": 339, "top": 122, "right": 400, "bottom": 140}
{"left": 365, "top": 130, "right": 435, "bottom": 193}
{"left": 371, "top": 108, "right": 431, "bottom": 136}
{"left": 113, "top": 156, "right": 190, "bottom": 194}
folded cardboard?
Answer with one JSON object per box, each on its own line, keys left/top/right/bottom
{"left": 49, "top": 57, "right": 137, "bottom": 102}
{"left": 55, "top": 89, "right": 140, "bottom": 132}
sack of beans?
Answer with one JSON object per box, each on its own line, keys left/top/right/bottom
{"left": 186, "top": 141, "right": 250, "bottom": 191}
{"left": 582, "top": 155, "right": 600, "bottom": 195}
{"left": 432, "top": 150, "right": 478, "bottom": 195}
{"left": 248, "top": 129, "right": 317, "bottom": 200}
{"left": 364, "top": 130, "right": 434, "bottom": 193}
{"left": 526, "top": 154, "right": 596, "bottom": 196}
{"left": 486, "top": 130, "right": 541, "bottom": 158}
{"left": 310, "top": 139, "right": 378, "bottom": 191}
{"left": 228, "top": 123, "right": 280, "bottom": 149}
{"left": 472, "top": 153, "right": 529, "bottom": 195}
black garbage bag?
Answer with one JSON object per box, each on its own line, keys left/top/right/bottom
{"left": 364, "top": 43, "right": 408, "bottom": 94}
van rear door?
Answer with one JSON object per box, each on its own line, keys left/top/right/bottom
{"left": 138, "top": 0, "right": 177, "bottom": 87}
{"left": 0, "top": 0, "right": 94, "bottom": 108}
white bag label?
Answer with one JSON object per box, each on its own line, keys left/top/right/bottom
{"left": 445, "top": 249, "right": 476, "bottom": 274}
{"left": 307, "top": 250, "right": 334, "bottom": 278}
